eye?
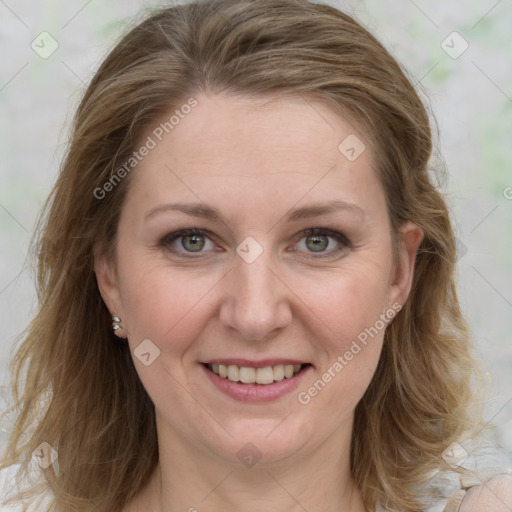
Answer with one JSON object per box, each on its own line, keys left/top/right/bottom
{"left": 293, "top": 227, "right": 351, "bottom": 257}
{"left": 159, "top": 227, "right": 351, "bottom": 258}
{"left": 160, "top": 228, "right": 216, "bottom": 255}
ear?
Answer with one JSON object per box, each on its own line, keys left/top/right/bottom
{"left": 387, "top": 221, "right": 424, "bottom": 308}
{"left": 93, "top": 242, "right": 124, "bottom": 321}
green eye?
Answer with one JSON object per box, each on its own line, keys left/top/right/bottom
{"left": 295, "top": 228, "right": 350, "bottom": 257}
{"left": 180, "top": 233, "right": 206, "bottom": 252}
{"left": 161, "top": 229, "right": 214, "bottom": 254}
{"left": 305, "top": 234, "right": 329, "bottom": 252}
{"left": 160, "top": 227, "right": 351, "bottom": 258}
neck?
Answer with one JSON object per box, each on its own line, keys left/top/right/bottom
{"left": 137, "top": 416, "right": 368, "bottom": 512}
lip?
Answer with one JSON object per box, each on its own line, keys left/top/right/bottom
{"left": 202, "top": 358, "right": 309, "bottom": 368}
{"left": 201, "top": 362, "right": 312, "bottom": 402}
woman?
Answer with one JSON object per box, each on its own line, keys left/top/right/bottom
{"left": 1, "top": 0, "right": 511, "bottom": 511}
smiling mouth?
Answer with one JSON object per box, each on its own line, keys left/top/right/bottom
{"left": 204, "top": 363, "right": 311, "bottom": 385}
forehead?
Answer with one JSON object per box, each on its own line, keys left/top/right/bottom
{"left": 122, "top": 91, "right": 384, "bottom": 223}
{"left": 150, "top": 92, "right": 367, "bottom": 168}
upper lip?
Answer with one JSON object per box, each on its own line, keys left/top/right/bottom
{"left": 202, "top": 358, "right": 309, "bottom": 368}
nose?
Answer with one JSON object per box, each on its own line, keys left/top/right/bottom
{"left": 219, "top": 245, "right": 293, "bottom": 341}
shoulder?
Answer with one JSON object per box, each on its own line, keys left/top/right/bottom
{"left": 420, "top": 435, "right": 512, "bottom": 512}
{"left": 458, "top": 473, "right": 512, "bottom": 512}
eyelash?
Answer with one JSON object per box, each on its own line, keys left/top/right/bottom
{"left": 159, "top": 227, "right": 351, "bottom": 259}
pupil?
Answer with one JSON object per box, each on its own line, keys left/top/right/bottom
{"left": 308, "top": 235, "right": 327, "bottom": 252}
{"left": 183, "top": 235, "right": 204, "bottom": 252}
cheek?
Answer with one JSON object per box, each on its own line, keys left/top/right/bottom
{"left": 296, "top": 262, "right": 391, "bottom": 349}
{"left": 117, "top": 257, "right": 218, "bottom": 355}
{"left": 291, "top": 259, "right": 391, "bottom": 406}
{"left": 296, "top": 273, "right": 387, "bottom": 414}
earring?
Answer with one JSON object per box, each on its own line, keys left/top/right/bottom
{"left": 112, "top": 315, "right": 127, "bottom": 340}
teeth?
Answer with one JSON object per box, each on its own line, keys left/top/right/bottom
{"left": 284, "top": 365, "right": 294, "bottom": 378}
{"left": 227, "top": 365, "right": 239, "bottom": 381}
{"left": 256, "top": 367, "right": 274, "bottom": 384}
{"left": 273, "top": 364, "right": 285, "bottom": 381}
{"left": 239, "top": 366, "right": 256, "bottom": 383}
{"left": 208, "top": 363, "right": 304, "bottom": 384}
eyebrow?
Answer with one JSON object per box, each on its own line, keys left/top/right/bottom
{"left": 144, "top": 200, "right": 365, "bottom": 224}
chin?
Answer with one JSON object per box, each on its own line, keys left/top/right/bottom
{"left": 207, "top": 417, "right": 318, "bottom": 467}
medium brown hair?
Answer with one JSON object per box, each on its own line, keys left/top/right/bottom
{"left": 1, "top": 1, "right": 484, "bottom": 510}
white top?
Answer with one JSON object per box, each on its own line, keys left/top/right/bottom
{"left": 375, "top": 436, "right": 512, "bottom": 511}
{"left": 1, "top": 437, "right": 511, "bottom": 511}
{"left": 0, "top": 458, "right": 53, "bottom": 511}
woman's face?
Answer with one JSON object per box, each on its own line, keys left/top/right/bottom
{"left": 96, "top": 91, "right": 422, "bottom": 467}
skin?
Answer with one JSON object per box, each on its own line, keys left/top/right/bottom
{"left": 95, "top": 91, "right": 424, "bottom": 512}
{"left": 460, "top": 474, "right": 512, "bottom": 511}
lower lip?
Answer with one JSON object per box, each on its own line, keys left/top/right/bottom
{"left": 201, "top": 364, "right": 312, "bottom": 402}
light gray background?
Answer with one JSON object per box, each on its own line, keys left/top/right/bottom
{"left": 1, "top": 0, "right": 511, "bottom": 457}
